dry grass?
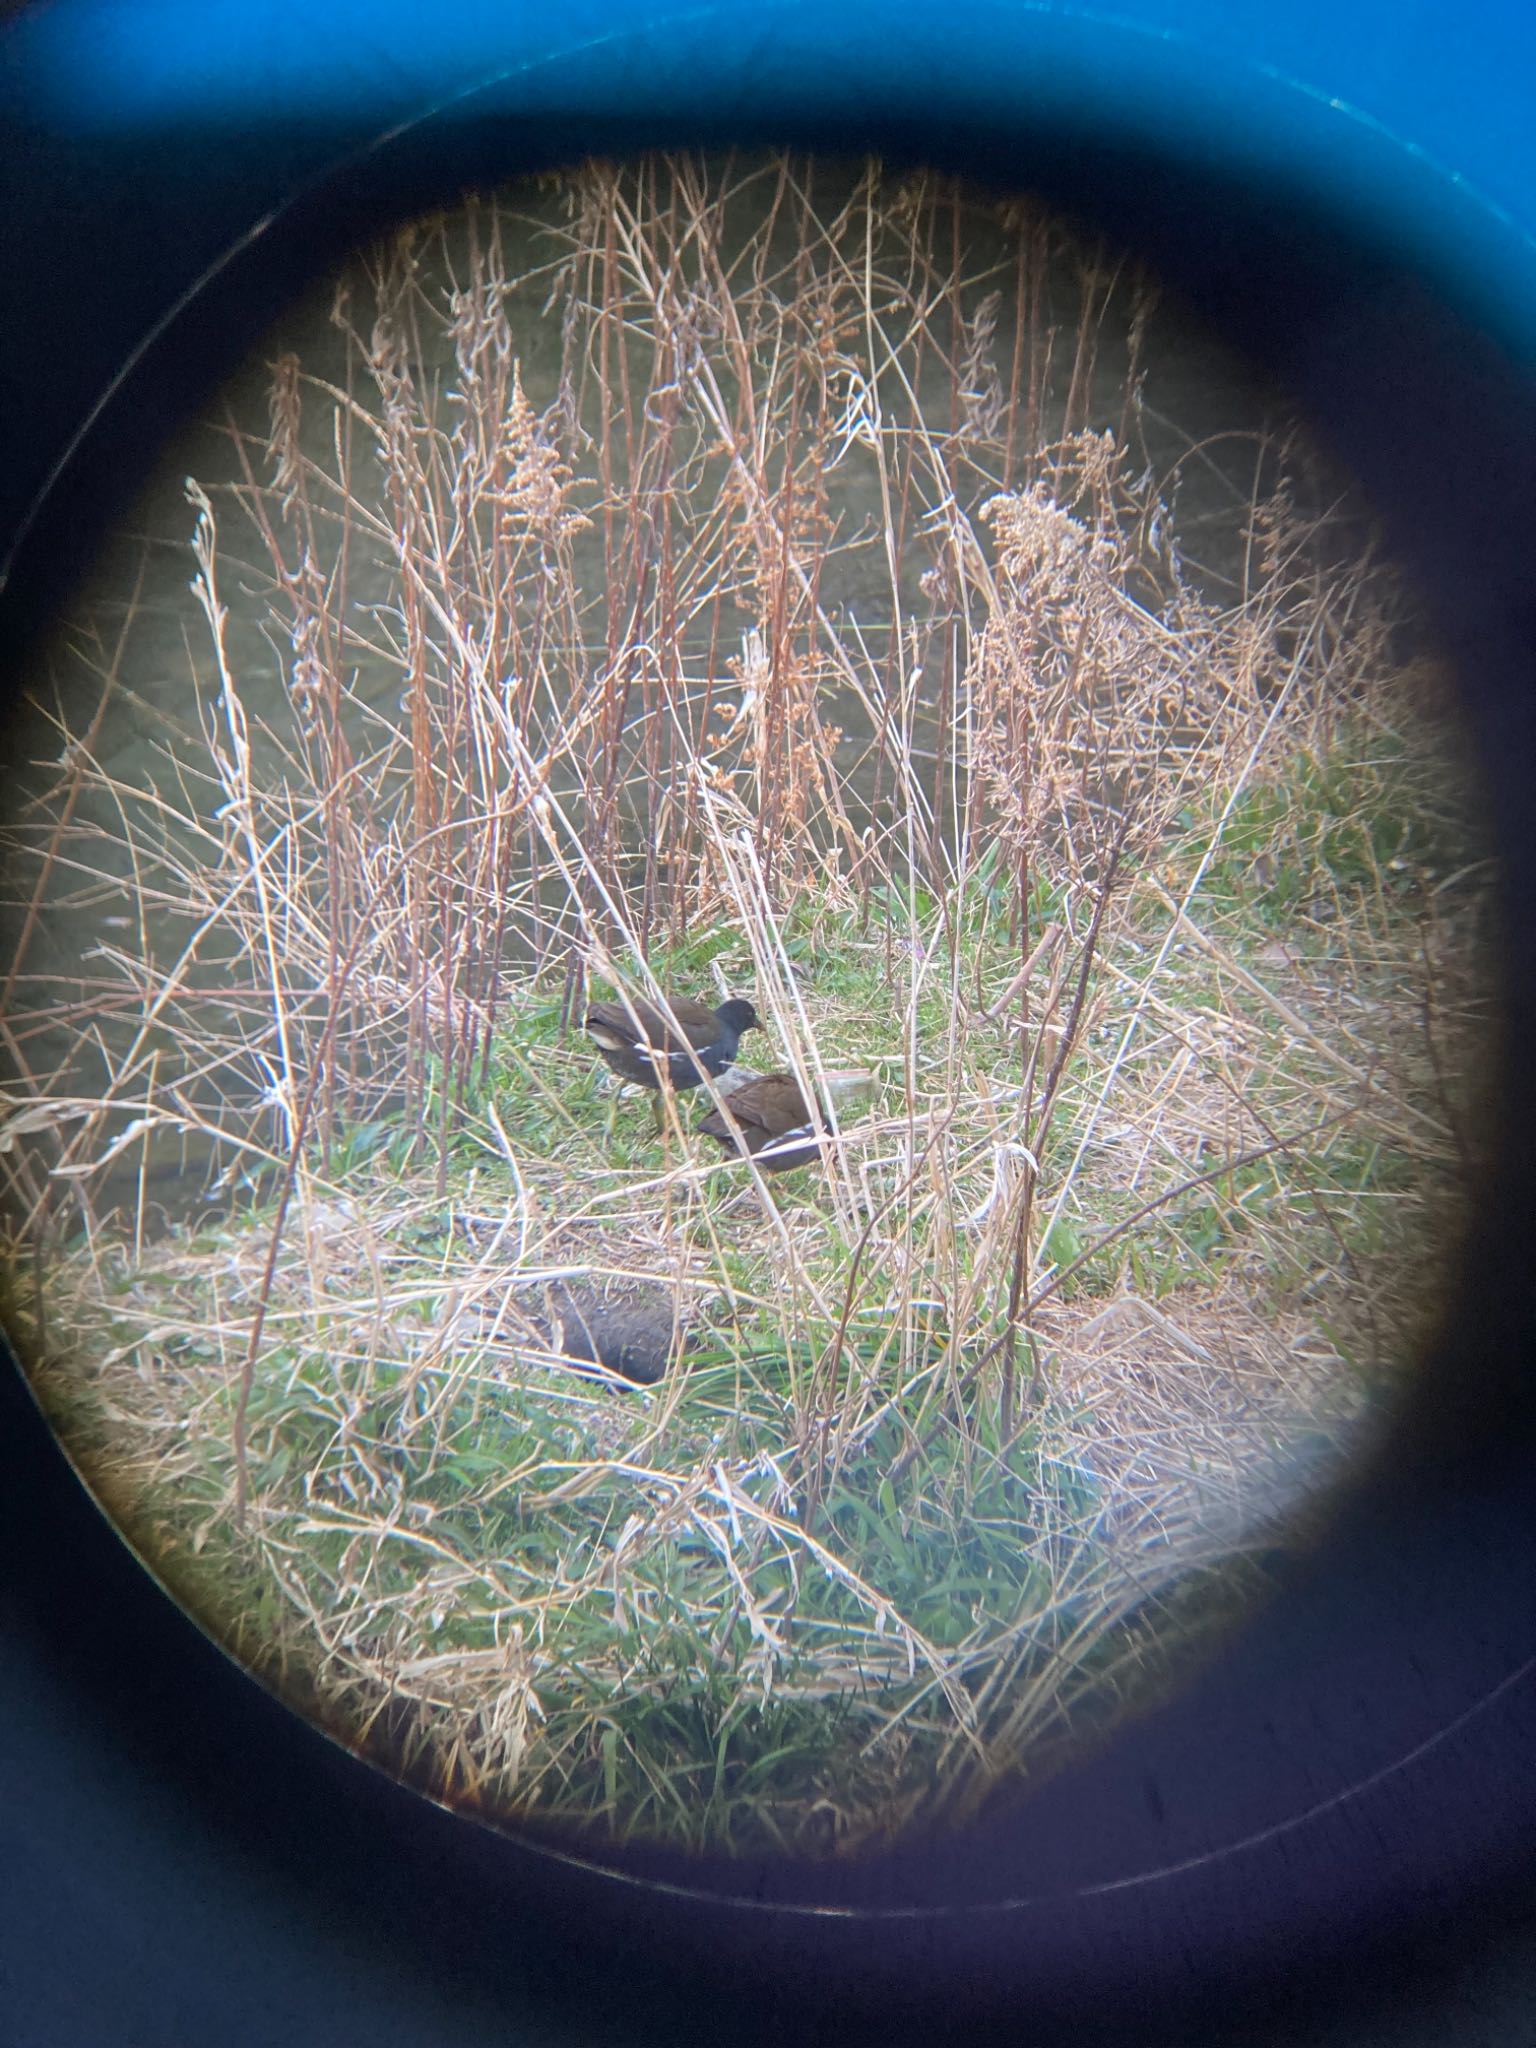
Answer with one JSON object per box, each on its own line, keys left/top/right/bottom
{"left": 0, "top": 153, "right": 1497, "bottom": 1856}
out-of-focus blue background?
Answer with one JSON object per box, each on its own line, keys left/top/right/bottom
{"left": 5, "top": 0, "right": 1535, "bottom": 607}
{"left": 14, "top": 0, "right": 1536, "bottom": 326}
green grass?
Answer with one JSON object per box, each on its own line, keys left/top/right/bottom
{"left": 9, "top": 702, "right": 1489, "bottom": 1856}
{"left": 0, "top": 142, "right": 1493, "bottom": 1855}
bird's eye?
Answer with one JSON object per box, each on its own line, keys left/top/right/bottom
{"left": 1, "top": 149, "right": 1498, "bottom": 1864}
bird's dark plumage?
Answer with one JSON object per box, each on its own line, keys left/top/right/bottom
{"left": 696, "top": 1070, "right": 831, "bottom": 1172}
{"left": 585, "top": 993, "right": 759, "bottom": 1093}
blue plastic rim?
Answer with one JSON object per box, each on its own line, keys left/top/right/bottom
{"left": 4, "top": 0, "right": 1534, "bottom": 667}
{"left": 10, "top": 0, "right": 1536, "bottom": 354}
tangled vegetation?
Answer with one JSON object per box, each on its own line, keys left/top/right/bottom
{"left": 0, "top": 155, "right": 1495, "bottom": 1855}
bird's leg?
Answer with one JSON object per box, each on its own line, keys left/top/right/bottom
{"left": 601, "top": 1075, "right": 622, "bottom": 1150}
{"left": 715, "top": 1169, "right": 770, "bottom": 1217}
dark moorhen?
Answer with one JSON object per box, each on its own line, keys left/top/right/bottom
{"left": 696, "top": 1068, "right": 872, "bottom": 1172}
{"left": 585, "top": 993, "right": 759, "bottom": 1094}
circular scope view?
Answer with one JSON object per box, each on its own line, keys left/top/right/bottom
{"left": 0, "top": 154, "right": 1497, "bottom": 1857}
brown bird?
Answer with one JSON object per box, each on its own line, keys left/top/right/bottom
{"left": 696, "top": 1068, "right": 873, "bottom": 1172}
{"left": 585, "top": 993, "right": 760, "bottom": 1095}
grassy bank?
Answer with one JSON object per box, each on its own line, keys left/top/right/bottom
{"left": 0, "top": 155, "right": 1495, "bottom": 1855}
